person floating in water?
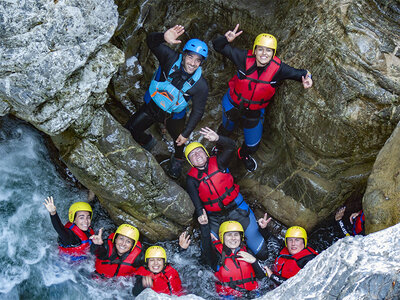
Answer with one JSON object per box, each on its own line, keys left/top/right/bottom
{"left": 335, "top": 206, "right": 365, "bottom": 237}
{"left": 44, "top": 196, "right": 94, "bottom": 260}
{"left": 213, "top": 24, "right": 313, "bottom": 172}
{"left": 196, "top": 218, "right": 268, "bottom": 298}
{"left": 185, "top": 127, "right": 269, "bottom": 259}
{"left": 90, "top": 224, "right": 143, "bottom": 278}
{"left": 132, "top": 245, "right": 184, "bottom": 296}
{"left": 125, "top": 24, "right": 209, "bottom": 179}
{"left": 260, "top": 223, "right": 318, "bottom": 286}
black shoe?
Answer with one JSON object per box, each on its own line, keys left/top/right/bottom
{"left": 238, "top": 148, "right": 257, "bottom": 172}
{"left": 142, "top": 136, "right": 157, "bottom": 151}
{"left": 168, "top": 156, "right": 184, "bottom": 179}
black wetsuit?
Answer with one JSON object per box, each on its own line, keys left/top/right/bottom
{"left": 126, "top": 32, "right": 209, "bottom": 159}
{"left": 50, "top": 213, "right": 92, "bottom": 247}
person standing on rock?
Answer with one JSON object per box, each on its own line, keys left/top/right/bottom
{"left": 212, "top": 24, "right": 313, "bottom": 172}
{"left": 259, "top": 224, "right": 318, "bottom": 286}
{"left": 125, "top": 25, "right": 209, "bottom": 179}
{"left": 185, "top": 127, "right": 269, "bottom": 259}
{"left": 44, "top": 196, "right": 95, "bottom": 261}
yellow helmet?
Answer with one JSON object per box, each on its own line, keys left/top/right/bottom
{"left": 145, "top": 245, "right": 167, "bottom": 262}
{"left": 285, "top": 226, "right": 307, "bottom": 248}
{"left": 68, "top": 202, "right": 92, "bottom": 223}
{"left": 184, "top": 142, "right": 209, "bottom": 167}
{"left": 252, "top": 33, "right": 277, "bottom": 56}
{"left": 219, "top": 221, "right": 244, "bottom": 244}
{"left": 112, "top": 224, "right": 140, "bottom": 250}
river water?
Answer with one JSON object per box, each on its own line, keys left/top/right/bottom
{"left": 0, "top": 116, "right": 340, "bottom": 299}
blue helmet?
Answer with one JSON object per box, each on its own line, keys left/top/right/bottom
{"left": 183, "top": 39, "right": 208, "bottom": 60}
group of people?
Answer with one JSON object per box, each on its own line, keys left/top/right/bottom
{"left": 44, "top": 24, "right": 320, "bottom": 298}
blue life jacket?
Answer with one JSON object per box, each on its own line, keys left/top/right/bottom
{"left": 147, "top": 54, "right": 202, "bottom": 114}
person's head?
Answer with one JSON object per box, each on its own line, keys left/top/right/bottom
{"left": 285, "top": 226, "right": 307, "bottom": 255}
{"left": 145, "top": 246, "right": 167, "bottom": 274}
{"left": 252, "top": 33, "right": 277, "bottom": 67}
{"left": 112, "top": 224, "right": 139, "bottom": 256}
{"left": 182, "top": 39, "right": 208, "bottom": 74}
{"left": 184, "top": 142, "right": 209, "bottom": 169}
{"left": 68, "top": 202, "right": 92, "bottom": 231}
{"left": 219, "top": 221, "right": 244, "bottom": 250}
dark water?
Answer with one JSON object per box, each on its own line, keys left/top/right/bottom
{"left": 0, "top": 116, "right": 340, "bottom": 299}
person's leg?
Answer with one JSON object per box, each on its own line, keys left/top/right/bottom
{"left": 217, "top": 91, "right": 240, "bottom": 136}
{"left": 228, "top": 194, "right": 268, "bottom": 260}
{"left": 165, "top": 115, "right": 186, "bottom": 179}
{"left": 238, "top": 108, "right": 265, "bottom": 171}
{"left": 125, "top": 104, "right": 156, "bottom": 149}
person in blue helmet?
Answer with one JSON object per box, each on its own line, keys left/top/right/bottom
{"left": 212, "top": 24, "right": 313, "bottom": 172}
{"left": 125, "top": 25, "right": 209, "bottom": 179}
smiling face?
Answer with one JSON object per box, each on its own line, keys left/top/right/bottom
{"left": 147, "top": 257, "right": 165, "bottom": 274}
{"left": 188, "top": 147, "right": 208, "bottom": 169}
{"left": 182, "top": 52, "right": 203, "bottom": 74}
{"left": 73, "top": 211, "right": 91, "bottom": 231}
{"left": 254, "top": 46, "right": 274, "bottom": 67}
{"left": 115, "top": 234, "right": 134, "bottom": 256}
{"left": 286, "top": 237, "right": 305, "bottom": 255}
{"left": 223, "top": 231, "right": 241, "bottom": 250}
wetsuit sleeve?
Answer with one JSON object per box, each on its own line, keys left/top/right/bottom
{"left": 90, "top": 243, "right": 108, "bottom": 259}
{"left": 132, "top": 276, "right": 145, "bottom": 296}
{"left": 252, "top": 260, "right": 267, "bottom": 280}
{"left": 186, "top": 175, "right": 204, "bottom": 217}
{"left": 337, "top": 220, "right": 351, "bottom": 237}
{"left": 50, "top": 213, "right": 81, "bottom": 246}
{"left": 132, "top": 249, "right": 145, "bottom": 267}
{"left": 181, "top": 77, "right": 208, "bottom": 138}
{"left": 258, "top": 226, "right": 272, "bottom": 242}
{"left": 270, "top": 273, "right": 287, "bottom": 285}
{"left": 212, "top": 35, "right": 247, "bottom": 70}
{"left": 271, "top": 62, "right": 308, "bottom": 84}
{"left": 215, "top": 135, "right": 237, "bottom": 170}
{"left": 146, "top": 32, "right": 178, "bottom": 69}
{"left": 200, "top": 224, "right": 218, "bottom": 271}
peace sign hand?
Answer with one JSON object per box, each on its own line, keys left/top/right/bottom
{"left": 258, "top": 213, "right": 272, "bottom": 229}
{"left": 90, "top": 228, "right": 104, "bottom": 245}
{"left": 224, "top": 24, "right": 243, "bottom": 43}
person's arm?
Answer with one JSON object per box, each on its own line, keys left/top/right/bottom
{"left": 186, "top": 176, "right": 204, "bottom": 217}
{"left": 132, "top": 249, "right": 145, "bottom": 268}
{"left": 215, "top": 135, "right": 237, "bottom": 169}
{"left": 199, "top": 223, "right": 218, "bottom": 270}
{"left": 252, "top": 260, "right": 268, "bottom": 280}
{"left": 335, "top": 207, "right": 351, "bottom": 237}
{"left": 146, "top": 25, "right": 184, "bottom": 69}
{"left": 270, "top": 273, "right": 287, "bottom": 285}
{"left": 180, "top": 77, "right": 208, "bottom": 138}
{"left": 271, "top": 62, "right": 308, "bottom": 84}
{"left": 132, "top": 275, "right": 145, "bottom": 296}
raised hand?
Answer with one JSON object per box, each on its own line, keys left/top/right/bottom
{"left": 142, "top": 276, "right": 153, "bottom": 288}
{"left": 179, "top": 231, "right": 191, "bottom": 249}
{"left": 90, "top": 228, "right": 104, "bottom": 245}
{"left": 44, "top": 196, "right": 57, "bottom": 215}
{"left": 258, "top": 213, "right": 272, "bottom": 229}
{"left": 237, "top": 251, "right": 256, "bottom": 264}
{"left": 164, "top": 25, "right": 185, "bottom": 45}
{"left": 199, "top": 127, "right": 219, "bottom": 142}
{"left": 350, "top": 211, "right": 361, "bottom": 224}
{"left": 175, "top": 134, "right": 188, "bottom": 146}
{"left": 198, "top": 209, "right": 208, "bottom": 225}
{"left": 335, "top": 206, "right": 346, "bottom": 221}
{"left": 302, "top": 73, "right": 313, "bottom": 89}
{"left": 224, "top": 24, "right": 243, "bottom": 43}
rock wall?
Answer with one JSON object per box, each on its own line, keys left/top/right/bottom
{"left": 109, "top": 0, "right": 400, "bottom": 231}
{"left": 0, "top": 0, "right": 194, "bottom": 240}
{"left": 363, "top": 121, "right": 400, "bottom": 233}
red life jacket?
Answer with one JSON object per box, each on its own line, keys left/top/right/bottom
{"left": 135, "top": 265, "right": 183, "bottom": 296}
{"left": 352, "top": 210, "right": 365, "bottom": 235}
{"left": 273, "top": 246, "right": 318, "bottom": 279}
{"left": 213, "top": 240, "right": 258, "bottom": 297}
{"left": 228, "top": 50, "right": 281, "bottom": 110}
{"left": 58, "top": 222, "right": 95, "bottom": 256}
{"left": 95, "top": 233, "right": 142, "bottom": 278}
{"left": 187, "top": 156, "right": 240, "bottom": 212}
